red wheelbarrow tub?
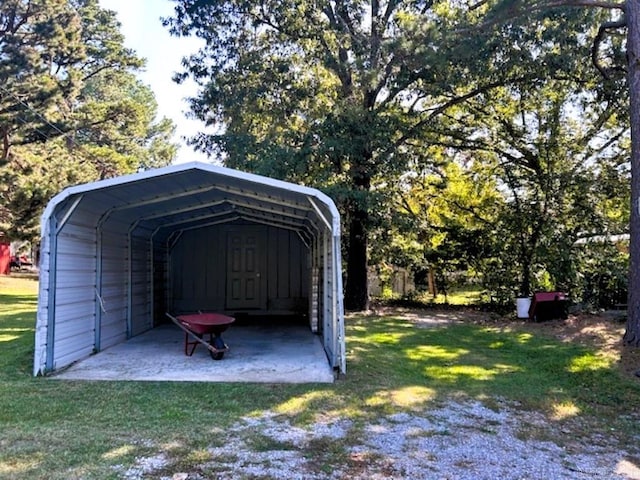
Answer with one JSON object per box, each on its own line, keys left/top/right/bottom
{"left": 167, "top": 312, "right": 235, "bottom": 360}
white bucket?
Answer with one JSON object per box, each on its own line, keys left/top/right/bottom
{"left": 516, "top": 297, "right": 531, "bottom": 319}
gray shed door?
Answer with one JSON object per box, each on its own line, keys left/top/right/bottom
{"left": 226, "top": 228, "right": 266, "bottom": 309}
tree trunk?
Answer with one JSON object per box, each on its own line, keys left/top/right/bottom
{"left": 520, "top": 259, "right": 532, "bottom": 298}
{"left": 344, "top": 204, "right": 370, "bottom": 311}
{"left": 1, "top": 126, "right": 9, "bottom": 165}
{"left": 625, "top": 0, "right": 640, "bottom": 346}
{"left": 344, "top": 151, "right": 371, "bottom": 311}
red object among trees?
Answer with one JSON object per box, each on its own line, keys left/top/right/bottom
{"left": 0, "top": 243, "right": 10, "bottom": 275}
{"left": 528, "top": 292, "right": 569, "bottom": 322}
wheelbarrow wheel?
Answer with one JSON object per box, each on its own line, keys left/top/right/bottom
{"left": 210, "top": 335, "right": 226, "bottom": 360}
{"left": 210, "top": 350, "right": 225, "bottom": 360}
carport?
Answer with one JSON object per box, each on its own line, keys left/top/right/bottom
{"left": 34, "top": 162, "right": 345, "bottom": 379}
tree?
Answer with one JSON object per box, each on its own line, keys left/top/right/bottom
{"left": 1, "top": 0, "right": 80, "bottom": 162}
{"left": 1, "top": 70, "right": 178, "bottom": 242}
{"left": 451, "top": 76, "right": 628, "bottom": 295}
{"left": 351, "top": 2, "right": 628, "bottom": 308}
{"left": 72, "top": 70, "right": 177, "bottom": 176}
{"left": 390, "top": 151, "right": 503, "bottom": 298}
{"left": 0, "top": 0, "right": 178, "bottom": 242}
{"left": 624, "top": 0, "right": 640, "bottom": 345}
{"left": 168, "top": 0, "right": 630, "bottom": 313}
{"left": 166, "top": 0, "right": 608, "bottom": 310}
{"left": 475, "top": 0, "right": 640, "bottom": 345}
{"left": 164, "top": 0, "right": 423, "bottom": 309}
{"left": 0, "top": 0, "right": 144, "bottom": 166}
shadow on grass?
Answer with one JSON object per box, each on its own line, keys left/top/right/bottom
{"left": 1, "top": 298, "right": 640, "bottom": 478}
{"left": 340, "top": 315, "right": 639, "bottom": 413}
{"left": 0, "top": 293, "right": 39, "bottom": 306}
{"left": 0, "top": 292, "right": 37, "bottom": 379}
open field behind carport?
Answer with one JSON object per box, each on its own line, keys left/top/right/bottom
{"left": 1, "top": 275, "right": 640, "bottom": 479}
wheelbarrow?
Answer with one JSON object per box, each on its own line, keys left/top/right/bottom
{"left": 166, "top": 312, "right": 235, "bottom": 360}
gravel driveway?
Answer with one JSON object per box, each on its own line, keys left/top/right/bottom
{"left": 118, "top": 398, "right": 640, "bottom": 479}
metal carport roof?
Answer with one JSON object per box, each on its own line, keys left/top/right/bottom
{"left": 34, "top": 162, "right": 345, "bottom": 377}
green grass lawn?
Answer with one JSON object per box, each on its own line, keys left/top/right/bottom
{"left": 415, "top": 285, "right": 484, "bottom": 305}
{"left": 1, "top": 275, "right": 639, "bottom": 478}
{"left": 379, "top": 284, "right": 486, "bottom": 306}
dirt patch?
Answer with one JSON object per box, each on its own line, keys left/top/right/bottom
{"left": 513, "top": 313, "right": 626, "bottom": 351}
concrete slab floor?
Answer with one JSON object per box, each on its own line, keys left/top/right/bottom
{"left": 52, "top": 323, "right": 335, "bottom": 383}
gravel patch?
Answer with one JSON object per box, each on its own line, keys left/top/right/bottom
{"left": 117, "top": 399, "right": 640, "bottom": 480}
{"left": 354, "top": 401, "right": 624, "bottom": 480}
{"left": 114, "top": 453, "right": 169, "bottom": 479}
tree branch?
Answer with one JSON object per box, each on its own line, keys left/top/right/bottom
{"left": 592, "top": 19, "right": 627, "bottom": 78}
{"left": 385, "top": 74, "right": 537, "bottom": 157}
{"left": 460, "top": 0, "right": 624, "bottom": 35}
{"left": 539, "top": 0, "right": 624, "bottom": 9}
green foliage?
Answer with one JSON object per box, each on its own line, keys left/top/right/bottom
{"left": 393, "top": 73, "right": 629, "bottom": 304}
{"left": 74, "top": 69, "right": 177, "bottom": 174}
{"left": 573, "top": 241, "right": 629, "bottom": 309}
{"left": 486, "top": 79, "right": 628, "bottom": 299}
{"left": 388, "top": 156, "right": 503, "bottom": 295}
{"left": 0, "top": 0, "right": 142, "bottom": 161}
{"left": 417, "top": 2, "right": 629, "bottom": 304}
{"left": 0, "top": 0, "right": 178, "bottom": 241}
{"left": 0, "top": 142, "right": 98, "bottom": 240}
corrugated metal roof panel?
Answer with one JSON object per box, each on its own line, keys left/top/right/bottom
{"left": 43, "top": 162, "right": 338, "bottom": 230}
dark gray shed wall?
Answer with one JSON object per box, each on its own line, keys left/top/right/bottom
{"left": 169, "top": 223, "right": 309, "bottom": 316}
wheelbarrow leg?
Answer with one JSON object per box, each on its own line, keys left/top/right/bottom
{"left": 184, "top": 331, "right": 201, "bottom": 356}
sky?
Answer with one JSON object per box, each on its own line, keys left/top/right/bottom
{"left": 98, "top": 0, "right": 214, "bottom": 164}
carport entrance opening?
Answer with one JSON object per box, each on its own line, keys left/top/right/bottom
{"left": 34, "top": 162, "right": 345, "bottom": 378}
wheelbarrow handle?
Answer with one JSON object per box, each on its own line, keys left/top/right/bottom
{"left": 165, "top": 312, "right": 222, "bottom": 354}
